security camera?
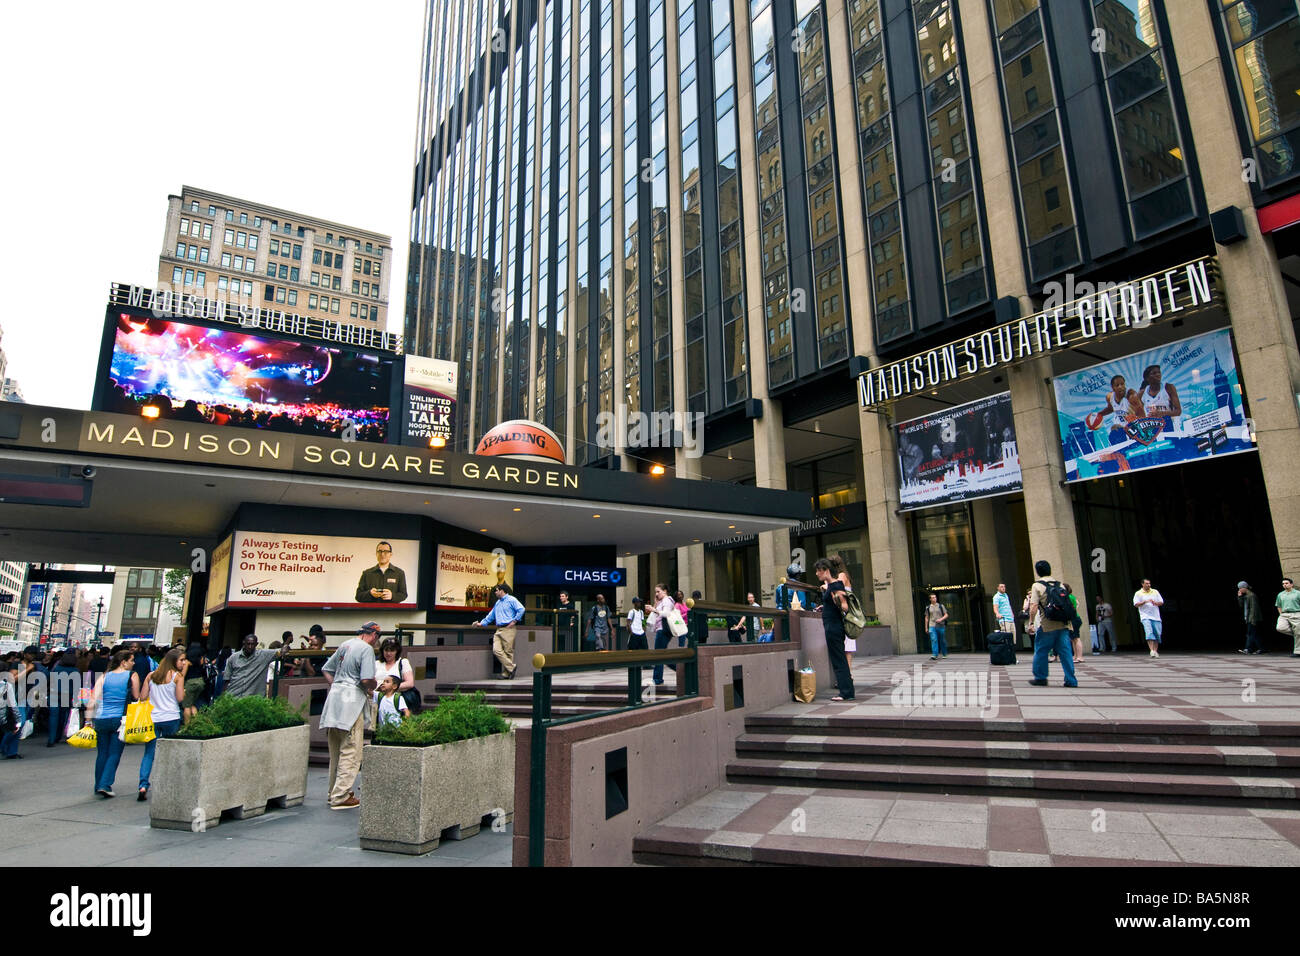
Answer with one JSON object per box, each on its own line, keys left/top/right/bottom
{"left": 80, "top": 465, "right": 97, "bottom": 479}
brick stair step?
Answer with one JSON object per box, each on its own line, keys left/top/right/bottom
{"left": 724, "top": 756, "right": 1300, "bottom": 804}
{"left": 743, "top": 715, "right": 1300, "bottom": 748}
{"left": 733, "top": 733, "right": 1300, "bottom": 774}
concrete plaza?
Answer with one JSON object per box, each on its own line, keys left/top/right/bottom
{"left": 0, "top": 741, "right": 511, "bottom": 867}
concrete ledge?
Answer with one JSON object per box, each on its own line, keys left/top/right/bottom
{"left": 150, "top": 724, "right": 309, "bottom": 831}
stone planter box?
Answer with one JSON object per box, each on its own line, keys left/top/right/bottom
{"left": 358, "top": 731, "right": 515, "bottom": 855}
{"left": 854, "top": 625, "right": 894, "bottom": 656}
{"left": 149, "top": 724, "right": 310, "bottom": 831}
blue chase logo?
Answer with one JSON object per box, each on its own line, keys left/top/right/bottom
{"left": 1124, "top": 417, "right": 1166, "bottom": 447}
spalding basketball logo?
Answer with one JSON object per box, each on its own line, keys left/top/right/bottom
{"left": 475, "top": 420, "right": 567, "bottom": 464}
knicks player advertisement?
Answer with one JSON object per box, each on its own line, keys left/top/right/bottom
{"left": 1053, "top": 328, "right": 1254, "bottom": 482}
{"left": 896, "top": 392, "right": 1022, "bottom": 510}
{"left": 435, "top": 544, "right": 515, "bottom": 611}
{"left": 402, "top": 355, "right": 457, "bottom": 445}
{"left": 224, "top": 532, "right": 420, "bottom": 608}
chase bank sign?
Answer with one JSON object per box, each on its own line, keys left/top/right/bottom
{"left": 514, "top": 565, "right": 626, "bottom": 588}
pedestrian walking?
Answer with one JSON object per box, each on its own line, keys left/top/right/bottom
{"left": 1065, "top": 583, "right": 1084, "bottom": 664}
{"left": 1275, "top": 577, "right": 1300, "bottom": 657}
{"left": 649, "top": 584, "right": 675, "bottom": 686}
{"left": 320, "top": 622, "right": 380, "bottom": 810}
{"left": 1132, "top": 578, "right": 1164, "bottom": 658}
{"left": 137, "top": 647, "right": 188, "bottom": 801}
{"left": 814, "top": 558, "right": 855, "bottom": 701}
{"left": 89, "top": 649, "right": 136, "bottom": 797}
{"left": 181, "top": 643, "right": 208, "bottom": 721}
{"left": 476, "top": 583, "right": 525, "bottom": 679}
{"left": 1094, "top": 595, "right": 1116, "bottom": 653}
{"left": 626, "top": 597, "right": 647, "bottom": 650}
{"left": 47, "top": 650, "right": 81, "bottom": 748}
{"left": 1236, "top": 581, "right": 1262, "bottom": 654}
{"left": 1026, "top": 560, "right": 1078, "bottom": 687}
{"left": 993, "top": 583, "right": 1015, "bottom": 635}
{"left": 0, "top": 670, "right": 21, "bottom": 760}
{"left": 585, "top": 594, "right": 612, "bottom": 651}
{"left": 557, "top": 591, "right": 577, "bottom": 653}
{"left": 923, "top": 593, "right": 949, "bottom": 660}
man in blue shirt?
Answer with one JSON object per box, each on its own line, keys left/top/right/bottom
{"left": 993, "top": 583, "right": 1015, "bottom": 635}
{"left": 477, "top": 583, "right": 525, "bottom": 679}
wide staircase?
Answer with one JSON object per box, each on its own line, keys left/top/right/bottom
{"left": 633, "top": 709, "right": 1300, "bottom": 865}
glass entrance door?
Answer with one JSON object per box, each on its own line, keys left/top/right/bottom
{"left": 910, "top": 505, "right": 984, "bottom": 652}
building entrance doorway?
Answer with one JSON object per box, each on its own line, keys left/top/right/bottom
{"left": 909, "top": 505, "right": 985, "bottom": 652}
{"left": 1073, "top": 451, "right": 1280, "bottom": 652}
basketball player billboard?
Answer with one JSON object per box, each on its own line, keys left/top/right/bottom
{"left": 1052, "top": 328, "right": 1253, "bottom": 482}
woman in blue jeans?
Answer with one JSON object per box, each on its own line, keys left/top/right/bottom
{"left": 137, "top": 647, "right": 187, "bottom": 801}
{"left": 89, "top": 649, "right": 136, "bottom": 798}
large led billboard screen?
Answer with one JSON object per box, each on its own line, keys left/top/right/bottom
{"left": 96, "top": 312, "right": 394, "bottom": 442}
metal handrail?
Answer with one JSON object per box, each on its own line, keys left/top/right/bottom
{"left": 528, "top": 642, "right": 700, "bottom": 868}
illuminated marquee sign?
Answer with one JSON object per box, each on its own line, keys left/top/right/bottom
{"left": 108, "top": 282, "right": 400, "bottom": 353}
{"left": 856, "top": 258, "right": 1218, "bottom": 410}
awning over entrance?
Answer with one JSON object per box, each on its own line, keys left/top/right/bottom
{"left": 0, "top": 405, "right": 811, "bottom": 567}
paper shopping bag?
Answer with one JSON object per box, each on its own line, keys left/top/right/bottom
{"left": 794, "top": 670, "right": 816, "bottom": 704}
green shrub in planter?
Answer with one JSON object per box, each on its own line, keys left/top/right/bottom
{"left": 707, "top": 617, "right": 728, "bottom": 630}
{"left": 176, "top": 694, "right": 306, "bottom": 739}
{"left": 372, "top": 690, "right": 509, "bottom": 747}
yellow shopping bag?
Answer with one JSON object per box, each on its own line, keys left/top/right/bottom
{"left": 67, "top": 724, "right": 97, "bottom": 749}
{"left": 121, "top": 701, "right": 156, "bottom": 745}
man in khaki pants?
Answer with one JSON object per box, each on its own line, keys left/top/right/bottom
{"left": 320, "top": 621, "right": 379, "bottom": 809}
{"left": 477, "top": 583, "right": 525, "bottom": 679}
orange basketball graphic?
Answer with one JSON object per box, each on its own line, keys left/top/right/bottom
{"left": 475, "top": 419, "right": 566, "bottom": 464}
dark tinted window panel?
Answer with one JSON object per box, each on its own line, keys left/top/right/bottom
{"left": 1259, "top": 129, "right": 1300, "bottom": 185}
{"left": 1130, "top": 179, "right": 1194, "bottom": 237}
{"left": 1027, "top": 228, "right": 1080, "bottom": 278}
{"left": 1108, "top": 52, "right": 1166, "bottom": 110}
{"left": 1222, "top": 0, "right": 1297, "bottom": 46}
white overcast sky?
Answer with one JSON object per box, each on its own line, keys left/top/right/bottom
{"left": 0, "top": 0, "right": 426, "bottom": 409}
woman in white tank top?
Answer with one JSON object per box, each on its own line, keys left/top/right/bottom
{"left": 138, "top": 647, "right": 188, "bottom": 801}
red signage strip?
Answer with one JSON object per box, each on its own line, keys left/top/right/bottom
{"left": 1258, "top": 194, "right": 1300, "bottom": 234}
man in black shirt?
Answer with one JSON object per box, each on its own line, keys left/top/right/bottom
{"left": 354, "top": 541, "right": 408, "bottom": 604}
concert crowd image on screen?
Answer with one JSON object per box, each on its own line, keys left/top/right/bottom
{"left": 896, "top": 392, "right": 1023, "bottom": 509}
{"left": 101, "top": 313, "right": 392, "bottom": 442}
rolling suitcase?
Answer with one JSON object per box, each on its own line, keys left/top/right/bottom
{"left": 988, "top": 631, "right": 1017, "bottom": 665}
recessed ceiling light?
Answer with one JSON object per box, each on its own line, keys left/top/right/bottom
{"left": 423, "top": 500, "right": 430, "bottom": 505}
{"left": 321, "top": 492, "right": 332, "bottom": 497}
{"left": 728, "top": 525, "right": 736, "bottom": 529}
{"left": 664, "top": 520, "right": 672, "bottom": 524}
{"left": 479, "top": 528, "right": 487, "bottom": 532}
{"left": 592, "top": 514, "right": 601, "bottom": 518}
{"left": 692, "top": 538, "right": 700, "bottom": 542}
{"left": 513, "top": 507, "right": 521, "bottom": 512}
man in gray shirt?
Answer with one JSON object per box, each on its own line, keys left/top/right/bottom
{"left": 320, "top": 621, "right": 379, "bottom": 810}
{"left": 222, "top": 635, "right": 286, "bottom": 698}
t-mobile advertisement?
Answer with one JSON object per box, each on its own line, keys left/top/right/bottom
{"left": 402, "top": 355, "right": 457, "bottom": 445}
{"left": 896, "top": 392, "right": 1022, "bottom": 510}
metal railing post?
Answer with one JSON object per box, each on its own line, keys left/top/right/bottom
{"left": 528, "top": 669, "right": 551, "bottom": 868}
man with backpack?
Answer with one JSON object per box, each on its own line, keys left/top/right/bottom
{"left": 1026, "top": 560, "right": 1078, "bottom": 688}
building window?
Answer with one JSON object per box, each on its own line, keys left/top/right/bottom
{"left": 354, "top": 258, "right": 361, "bottom": 273}
{"left": 330, "top": 298, "right": 339, "bottom": 314}
{"left": 172, "top": 266, "right": 182, "bottom": 284}
{"left": 199, "top": 248, "right": 209, "bottom": 263}
{"left": 293, "top": 244, "right": 302, "bottom": 260}
{"left": 180, "top": 218, "right": 189, "bottom": 234}
{"left": 188, "top": 201, "right": 198, "bottom": 213}
{"left": 363, "top": 260, "right": 372, "bottom": 275}
{"left": 278, "top": 264, "right": 288, "bottom": 279}
{"left": 187, "top": 245, "right": 197, "bottom": 261}
{"left": 208, "top": 205, "right": 216, "bottom": 217}
{"left": 310, "top": 294, "right": 319, "bottom": 309}
{"left": 312, "top": 249, "right": 321, "bottom": 264}
{"left": 175, "top": 242, "right": 185, "bottom": 258}
{"left": 254, "top": 216, "right": 262, "bottom": 227}
{"left": 352, "top": 279, "right": 361, "bottom": 294}
{"left": 239, "top": 212, "right": 248, "bottom": 225}
{"left": 224, "top": 229, "right": 234, "bottom": 244}
{"left": 290, "top": 267, "right": 299, "bottom": 281}
{"left": 195, "top": 271, "right": 205, "bottom": 287}
{"left": 310, "top": 272, "right": 319, "bottom": 286}
{"left": 349, "top": 301, "right": 358, "bottom": 316}
{"left": 247, "top": 235, "right": 258, "bottom": 251}
{"left": 271, "top": 240, "right": 280, "bottom": 255}
{"left": 236, "top": 232, "right": 246, "bottom": 248}
{"left": 276, "top": 287, "right": 286, "bottom": 303}
{"left": 225, "top": 210, "right": 234, "bottom": 221}
{"left": 202, "top": 223, "right": 212, "bottom": 239}
{"left": 287, "top": 290, "right": 297, "bottom": 306}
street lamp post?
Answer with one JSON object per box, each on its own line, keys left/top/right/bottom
{"left": 94, "top": 597, "right": 104, "bottom": 647}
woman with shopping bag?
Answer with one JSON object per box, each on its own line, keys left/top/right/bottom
{"left": 88, "top": 649, "right": 136, "bottom": 798}
{"left": 136, "top": 648, "right": 186, "bottom": 801}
